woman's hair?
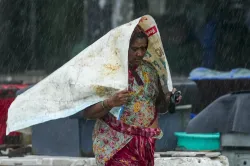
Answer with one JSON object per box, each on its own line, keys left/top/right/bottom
{"left": 129, "top": 25, "right": 148, "bottom": 46}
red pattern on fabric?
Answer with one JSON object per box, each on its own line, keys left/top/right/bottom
{"left": 0, "top": 98, "right": 20, "bottom": 144}
{"left": 105, "top": 136, "right": 155, "bottom": 166}
{"left": 102, "top": 113, "right": 160, "bottom": 138}
{"left": 128, "top": 69, "right": 135, "bottom": 90}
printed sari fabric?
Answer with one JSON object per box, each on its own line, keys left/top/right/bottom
{"left": 105, "top": 136, "right": 156, "bottom": 166}
{"left": 92, "top": 61, "right": 162, "bottom": 165}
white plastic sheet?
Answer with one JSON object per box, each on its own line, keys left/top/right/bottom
{"left": 6, "top": 15, "right": 173, "bottom": 135}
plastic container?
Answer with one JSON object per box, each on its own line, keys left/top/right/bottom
{"left": 174, "top": 132, "right": 220, "bottom": 151}
{"left": 155, "top": 105, "right": 192, "bottom": 151}
{"left": 189, "top": 68, "right": 250, "bottom": 111}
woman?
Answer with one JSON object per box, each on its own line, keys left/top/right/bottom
{"left": 83, "top": 26, "right": 181, "bottom": 166}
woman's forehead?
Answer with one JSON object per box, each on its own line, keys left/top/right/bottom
{"left": 131, "top": 38, "right": 148, "bottom": 46}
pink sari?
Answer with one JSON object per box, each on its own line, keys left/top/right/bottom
{"left": 102, "top": 113, "right": 159, "bottom": 166}
{"left": 105, "top": 136, "right": 156, "bottom": 166}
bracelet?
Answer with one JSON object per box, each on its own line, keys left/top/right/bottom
{"left": 101, "top": 101, "right": 106, "bottom": 110}
{"left": 101, "top": 100, "right": 112, "bottom": 110}
{"left": 104, "top": 99, "right": 112, "bottom": 109}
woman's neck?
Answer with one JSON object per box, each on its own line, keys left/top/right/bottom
{"left": 129, "top": 61, "right": 142, "bottom": 70}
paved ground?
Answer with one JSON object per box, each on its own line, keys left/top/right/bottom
{"left": 0, "top": 152, "right": 229, "bottom": 166}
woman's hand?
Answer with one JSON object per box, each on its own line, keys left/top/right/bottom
{"left": 166, "top": 88, "right": 182, "bottom": 104}
{"left": 171, "top": 88, "right": 182, "bottom": 104}
{"left": 83, "top": 89, "right": 130, "bottom": 119}
{"left": 107, "top": 89, "right": 130, "bottom": 108}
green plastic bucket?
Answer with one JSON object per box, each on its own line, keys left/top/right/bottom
{"left": 174, "top": 132, "right": 220, "bottom": 151}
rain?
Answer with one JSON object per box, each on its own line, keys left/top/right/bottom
{"left": 0, "top": 0, "right": 249, "bottom": 165}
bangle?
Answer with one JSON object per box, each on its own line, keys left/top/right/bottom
{"left": 104, "top": 99, "right": 112, "bottom": 109}
{"left": 101, "top": 101, "right": 106, "bottom": 109}
{"left": 101, "top": 100, "right": 112, "bottom": 110}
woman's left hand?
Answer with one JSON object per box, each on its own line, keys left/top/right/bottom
{"left": 171, "top": 88, "right": 182, "bottom": 104}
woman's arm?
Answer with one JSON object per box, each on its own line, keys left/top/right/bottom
{"left": 155, "top": 81, "right": 171, "bottom": 113}
{"left": 155, "top": 78, "right": 181, "bottom": 113}
{"left": 83, "top": 89, "right": 129, "bottom": 119}
{"left": 83, "top": 99, "right": 113, "bottom": 119}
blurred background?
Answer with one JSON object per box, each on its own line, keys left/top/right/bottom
{"left": 0, "top": 0, "right": 249, "bottom": 77}
{"left": 0, "top": 1, "right": 250, "bottom": 160}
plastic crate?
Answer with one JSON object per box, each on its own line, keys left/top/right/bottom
{"left": 175, "top": 132, "right": 220, "bottom": 151}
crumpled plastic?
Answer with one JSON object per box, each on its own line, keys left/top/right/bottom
{"left": 6, "top": 15, "right": 173, "bottom": 135}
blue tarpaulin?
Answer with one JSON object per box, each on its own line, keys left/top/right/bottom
{"left": 189, "top": 67, "right": 250, "bottom": 80}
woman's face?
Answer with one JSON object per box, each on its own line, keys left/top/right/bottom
{"left": 128, "top": 38, "right": 148, "bottom": 66}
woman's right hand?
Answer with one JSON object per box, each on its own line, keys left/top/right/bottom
{"left": 107, "top": 89, "right": 130, "bottom": 108}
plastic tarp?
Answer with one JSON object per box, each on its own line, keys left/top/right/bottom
{"left": 186, "top": 91, "right": 250, "bottom": 134}
{"left": 7, "top": 15, "right": 173, "bottom": 135}
{"left": 189, "top": 67, "right": 250, "bottom": 80}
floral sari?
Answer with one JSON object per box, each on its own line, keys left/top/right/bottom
{"left": 92, "top": 60, "right": 163, "bottom": 166}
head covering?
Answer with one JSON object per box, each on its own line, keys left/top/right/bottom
{"left": 7, "top": 15, "right": 173, "bottom": 134}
